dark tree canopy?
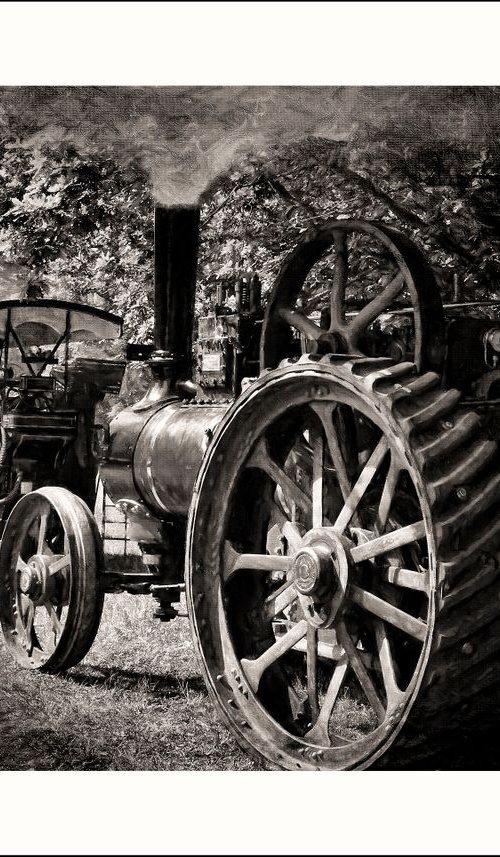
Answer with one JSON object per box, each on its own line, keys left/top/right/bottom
{"left": 1, "top": 130, "right": 500, "bottom": 342}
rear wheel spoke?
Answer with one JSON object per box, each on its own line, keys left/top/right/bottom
{"left": 337, "top": 622, "right": 385, "bottom": 723}
{"left": 307, "top": 625, "right": 319, "bottom": 720}
{"left": 311, "top": 430, "right": 324, "bottom": 528}
{"left": 247, "top": 438, "right": 312, "bottom": 517}
{"left": 350, "top": 584, "right": 427, "bottom": 642}
{"left": 264, "top": 581, "right": 297, "bottom": 620}
{"left": 305, "top": 657, "right": 349, "bottom": 746}
{"left": 311, "top": 403, "right": 353, "bottom": 505}
{"left": 376, "top": 457, "right": 401, "bottom": 533}
{"left": 334, "top": 437, "right": 389, "bottom": 534}
{"left": 373, "top": 619, "right": 402, "bottom": 710}
{"left": 222, "top": 542, "right": 292, "bottom": 584}
{"left": 240, "top": 619, "right": 308, "bottom": 693}
{"left": 350, "top": 520, "right": 426, "bottom": 563}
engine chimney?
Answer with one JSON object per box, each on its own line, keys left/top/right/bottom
{"left": 151, "top": 205, "right": 200, "bottom": 397}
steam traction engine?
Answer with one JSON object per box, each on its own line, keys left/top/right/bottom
{"left": 2, "top": 205, "right": 500, "bottom": 770}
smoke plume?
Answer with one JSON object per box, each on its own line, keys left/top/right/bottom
{"left": 0, "top": 86, "right": 499, "bottom": 205}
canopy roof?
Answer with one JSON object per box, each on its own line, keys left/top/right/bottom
{"left": 0, "top": 299, "right": 123, "bottom": 346}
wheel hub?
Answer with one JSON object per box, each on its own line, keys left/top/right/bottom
{"left": 294, "top": 531, "right": 350, "bottom": 627}
{"left": 19, "top": 555, "right": 50, "bottom": 603}
{"left": 293, "top": 544, "right": 334, "bottom": 596}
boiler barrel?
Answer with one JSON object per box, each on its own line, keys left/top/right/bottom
{"left": 132, "top": 401, "right": 227, "bottom": 517}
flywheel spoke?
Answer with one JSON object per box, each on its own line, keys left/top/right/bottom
{"left": 349, "top": 583, "right": 427, "bottom": 642}
{"left": 330, "top": 230, "right": 348, "bottom": 330}
{"left": 334, "top": 437, "right": 389, "bottom": 534}
{"left": 278, "top": 308, "right": 323, "bottom": 341}
{"left": 347, "top": 272, "right": 405, "bottom": 342}
{"left": 240, "top": 619, "right": 308, "bottom": 693}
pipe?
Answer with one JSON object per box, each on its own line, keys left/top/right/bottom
{"left": 153, "top": 205, "right": 200, "bottom": 382}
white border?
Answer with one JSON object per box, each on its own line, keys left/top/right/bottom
{"left": 1, "top": 2, "right": 499, "bottom": 855}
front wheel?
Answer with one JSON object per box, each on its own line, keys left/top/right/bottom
{"left": 0, "top": 487, "right": 104, "bottom": 672}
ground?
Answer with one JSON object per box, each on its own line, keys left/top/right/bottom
{"left": 1, "top": 592, "right": 499, "bottom": 771}
{"left": 0, "top": 594, "right": 256, "bottom": 771}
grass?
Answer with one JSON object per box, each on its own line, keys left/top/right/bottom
{"left": 2, "top": 592, "right": 499, "bottom": 771}
{"left": 0, "top": 594, "right": 257, "bottom": 771}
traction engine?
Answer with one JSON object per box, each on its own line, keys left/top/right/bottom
{"left": 2, "top": 204, "right": 500, "bottom": 770}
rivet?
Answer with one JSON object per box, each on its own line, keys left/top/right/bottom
{"left": 456, "top": 487, "right": 468, "bottom": 502}
{"left": 462, "top": 641, "right": 474, "bottom": 656}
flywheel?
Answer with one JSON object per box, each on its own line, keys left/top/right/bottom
{"left": 186, "top": 355, "right": 500, "bottom": 769}
{"left": 0, "top": 487, "right": 104, "bottom": 672}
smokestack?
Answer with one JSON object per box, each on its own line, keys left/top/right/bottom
{"left": 153, "top": 205, "right": 200, "bottom": 384}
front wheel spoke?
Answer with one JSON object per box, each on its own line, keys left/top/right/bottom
{"left": 37, "top": 513, "right": 49, "bottom": 555}
{"left": 349, "top": 583, "right": 427, "bottom": 642}
{"left": 24, "top": 602, "right": 35, "bottom": 654}
{"left": 334, "top": 437, "right": 389, "bottom": 534}
{"left": 16, "top": 557, "right": 29, "bottom": 575}
{"left": 350, "top": 520, "right": 426, "bottom": 563}
{"left": 240, "top": 619, "right": 308, "bottom": 693}
{"left": 48, "top": 554, "right": 71, "bottom": 575}
{"left": 307, "top": 625, "right": 319, "bottom": 720}
{"left": 347, "top": 271, "right": 405, "bottom": 341}
{"left": 44, "top": 600, "right": 63, "bottom": 640}
{"left": 373, "top": 619, "right": 403, "bottom": 710}
{"left": 247, "top": 438, "right": 312, "bottom": 517}
{"left": 222, "top": 542, "right": 292, "bottom": 584}
{"left": 336, "top": 622, "right": 386, "bottom": 723}
{"left": 305, "top": 657, "right": 349, "bottom": 745}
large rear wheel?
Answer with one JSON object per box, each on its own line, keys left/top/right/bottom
{"left": 187, "top": 356, "right": 500, "bottom": 769}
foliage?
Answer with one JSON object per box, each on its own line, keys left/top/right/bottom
{"left": 2, "top": 132, "right": 500, "bottom": 343}
{"left": 0, "top": 141, "right": 154, "bottom": 341}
